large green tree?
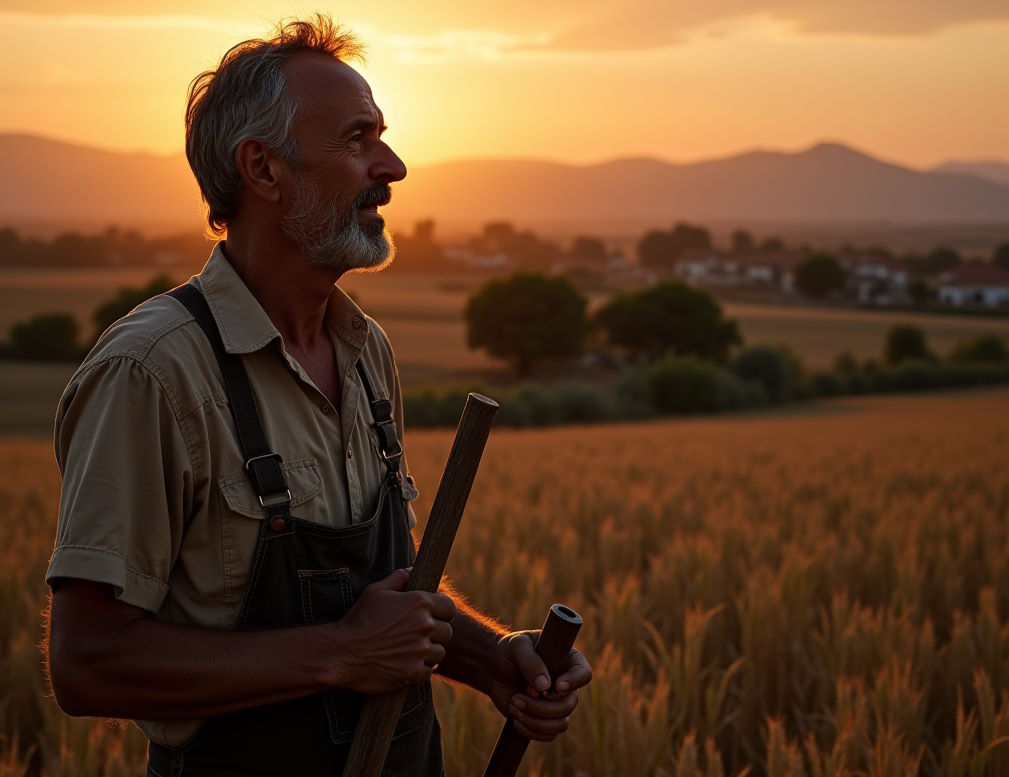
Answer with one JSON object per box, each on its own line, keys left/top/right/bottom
{"left": 592, "top": 282, "right": 742, "bottom": 363}
{"left": 464, "top": 273, "right": 587, "bottom": 377}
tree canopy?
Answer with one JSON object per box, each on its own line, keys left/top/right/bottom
{"left": 592, "top": 282, "right": 742, "bottom": 363}
{"left": 464, "top": 273, "right": 587, "bottom": 377}
{"left": 794, "top": 253, "right": 846, "bottom": 298}
{"left": 884, "top": 325, "right": 933, "bottom": 365}
{"left": 993, "top": 242, "right": 1009, "bottom": 272}
{"left": 637, "top": 222, "right": 713, "bottom": 271}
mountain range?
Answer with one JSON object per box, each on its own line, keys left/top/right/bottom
{"left": 2, "top": 133, "right": 1007, "bottom": 235}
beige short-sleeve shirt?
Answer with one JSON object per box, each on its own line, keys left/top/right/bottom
{"left": 46, "top": 244, "right": 419, "bottom": 746}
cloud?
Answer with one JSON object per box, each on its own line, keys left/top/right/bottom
{"left": 528, "top": 0, "right": 1009, "bottom": 53}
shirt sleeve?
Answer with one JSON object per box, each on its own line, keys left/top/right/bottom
{"left": 47, "top": 356, "right": 193, "bottom": 613}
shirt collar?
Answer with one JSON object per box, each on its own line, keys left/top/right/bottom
{"left": 194, "top": 242, "right": 370, "bottom": 355}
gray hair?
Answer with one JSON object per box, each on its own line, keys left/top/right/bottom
{"left": 185, "top": 15, "right": 364, "bottom": 235}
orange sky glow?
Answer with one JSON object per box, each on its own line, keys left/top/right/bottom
{"left": 1, "top": 2, "right": 1007, "bottom": 169}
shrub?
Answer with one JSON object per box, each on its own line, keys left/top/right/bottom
{"left": 7, "top": 312, "right": 81, "bottom": 361}
{"left": 644, "top": 356, "right": 751, "bottom": 414}
{"left": 884, "top": 325, "right": 933, "bottom": 365}
{"left": 730, "top": 346, "right": 802, "bottom": 403}
{"left": 950, "top": 334, "right": 1009, "bottom": 363}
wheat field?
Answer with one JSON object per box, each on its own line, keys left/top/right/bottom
{"left": 2, "top": 389, "right": 1009, "bottom": 776}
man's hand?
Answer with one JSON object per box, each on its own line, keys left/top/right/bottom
{"left": 333, "top": 568, "right": 456, "bottom": 695}
{"left": 486, "top": 630, "right": 593, "bottom": 742}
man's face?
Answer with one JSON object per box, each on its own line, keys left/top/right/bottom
{"left": 278, "top": 55, "right": 407, "bottom": 274}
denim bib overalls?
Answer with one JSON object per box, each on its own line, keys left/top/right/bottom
{"left": 147, "top": 284, "right": 444, "bottom": 777}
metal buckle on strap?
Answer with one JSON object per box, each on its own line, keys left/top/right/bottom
{"left": 258, "top": 489, "right": 292, "bottom": 509}
{"left": 380, "top": 441, "right": 404, "bottom": 465}
{"left": 245, "top": 452, "right": 283, "bottom": 471}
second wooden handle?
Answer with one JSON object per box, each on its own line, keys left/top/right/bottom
{"left": 482, "top": 604, "right": 584, "bottom": 777}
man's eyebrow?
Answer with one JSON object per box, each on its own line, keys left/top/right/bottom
{"left": 343, "top": 115, "right": 387, "bottom": 136}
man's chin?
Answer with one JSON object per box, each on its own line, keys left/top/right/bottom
{"left": 347, "top": 233, "right": 396, "bottom": 275}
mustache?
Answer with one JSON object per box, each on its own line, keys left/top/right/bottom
{"left": 355, "top": 184, "right": 392, "bottom": 209}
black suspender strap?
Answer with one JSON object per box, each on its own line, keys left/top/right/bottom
{"left": 169, "top": 284, "right": 291, "bottom": 515}
{"left": 355, "top": 360, "right": 403, "bottom": 473}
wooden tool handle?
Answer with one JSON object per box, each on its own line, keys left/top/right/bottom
{"left": 342, "top": 392, "right": 499, "bottom": 777}
{"left": 482, "top": 604, "right": 584, "bottom": 777}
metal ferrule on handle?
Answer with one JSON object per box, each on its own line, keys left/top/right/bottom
{"left": 341, "top": 392, "right": 499, "bottom": 777}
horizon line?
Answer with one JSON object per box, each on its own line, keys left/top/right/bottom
{"left": 2, "top": 128, "right": 1006, "bottom": 172}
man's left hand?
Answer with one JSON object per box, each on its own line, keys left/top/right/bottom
{"left": 487, "top": 630, "right": 592, "bottom": 742}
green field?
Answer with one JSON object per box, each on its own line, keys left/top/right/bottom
{"left": 3, "top": 267, "right": 1009, "bottom": 437}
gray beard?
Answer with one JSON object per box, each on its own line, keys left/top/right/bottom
{"left": 280, "top": 176, "right": 396, "bottom": 275}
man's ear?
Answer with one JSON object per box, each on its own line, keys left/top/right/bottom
{"left": 234, "top": 138, "right": 283, "bottom": 204}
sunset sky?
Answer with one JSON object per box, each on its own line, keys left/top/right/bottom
{"left": 1, "top": 2, "right": 1007, "bottom": 169}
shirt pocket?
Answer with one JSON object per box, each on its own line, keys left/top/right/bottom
{"left": 217, "top": 457, "right": 324, "bottom": 607}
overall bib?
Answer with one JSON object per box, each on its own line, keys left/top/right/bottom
{"left": 148, "top": 284, "right": 444, "bottom": 777}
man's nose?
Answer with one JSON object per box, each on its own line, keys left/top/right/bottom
{"left": 370, "top": 142, "right": 407, "bottom": 183}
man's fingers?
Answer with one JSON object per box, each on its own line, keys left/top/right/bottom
{"left": 510, "top": 690, "right": 577, "bottom": 719}
{"left": 554, "top": 649, "right": 593, "bottom": 693}
{"left": 368, "top": 568, "right": 410, "bottom": 592}
{"left": 507, "top": 633, "right": 551, "bottom": 693}
{"left": 510, "top": 713, "right": 570, "bottom": 742}
{"left": 431, "top": 619, "right": 453, "bottom": 647}
{"left": 429, "top": 592, "right": 456, "bottom": 622}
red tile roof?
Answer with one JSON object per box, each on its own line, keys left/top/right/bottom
{"left": 941, "top": 264, "right": 1009, "bottom": 287}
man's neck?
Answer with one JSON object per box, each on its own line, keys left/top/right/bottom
{"left": 220, "top": 232, "right": 341, "bottom": 353}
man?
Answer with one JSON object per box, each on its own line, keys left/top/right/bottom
{"left": 46, "top": 16, "right": 590, "bottom": 777}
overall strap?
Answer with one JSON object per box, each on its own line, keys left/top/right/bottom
{"left": 169, "top": 284, "right": 291, "bottom": 515}
{"left": 355, "top": 360, "right": 403, "bottom": 474}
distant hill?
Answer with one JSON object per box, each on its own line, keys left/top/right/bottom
{"left": 0, "top": 134, "right": 200, "bottom": 233}
{"left": 2, "top": 134, "right": 1008, "bottom": 235}
{"left": 386, "top": 143, "right": 1009, "bottom": 227}
{"left": 932, "top": 160, "right": 1009, "bottom": 188}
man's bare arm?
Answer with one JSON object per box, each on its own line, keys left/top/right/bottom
{"left": 434, "top": 582, "right": 593, "bottom": 743}
{"left": 48, "top": 570, "right": 454, "bottom": 720}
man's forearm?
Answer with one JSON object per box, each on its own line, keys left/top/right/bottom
{"left": 48, "top": 581, "right": 350, "bottom": 720}
{"left": 435, "top": 583, "right": 506, "bottom": 696}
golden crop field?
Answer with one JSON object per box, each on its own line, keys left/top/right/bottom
{"left": 2, "top": 388, "right": 1009, "bottom": 776}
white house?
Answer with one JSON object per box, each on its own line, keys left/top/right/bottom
{"left": 938, "top": 265, "right": 1009, "bottom": 308}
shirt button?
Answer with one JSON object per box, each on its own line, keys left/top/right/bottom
{"left": 322, "top": 404, "right": 332, "bottom": 414}
{"left": 346, "top": 447, "right": 353, "bottom": 460}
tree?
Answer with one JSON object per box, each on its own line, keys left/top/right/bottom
{"left": 884, "top": 325, "right": 933, "bottom": 365}
{"left": 592, "top": 282, "right": 742, "bottom": 363}
{"left": 568, "top": 236, "right": 608, "bottom": 266}
{"left": 669, "top": 223, "right": 712, "bottom": 254}
{"left": 637, "top": 230, "right": 677, "bottom": 271}
{"left": 92, "top": 275, "right": 176, "bottom": 341}
{"left": 731, "top": 229, "right": 755, "bottom": 254}
{"left": 760, "top": 237, "right": 785, "bottom": 251}
{"left": 908, "top": 279, "right": 935, "bottom": 305}
{"left": 794, "top": 253, "right": 846, "bottom": 298}
{"left": 8, "top": 312, "right": 81, "bottom": 361}
{"left": 993, "top": 242, "right": 1009, "bottom": 272}
{"left": 464, "top": 274, "right": 587, "bottom": 377}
